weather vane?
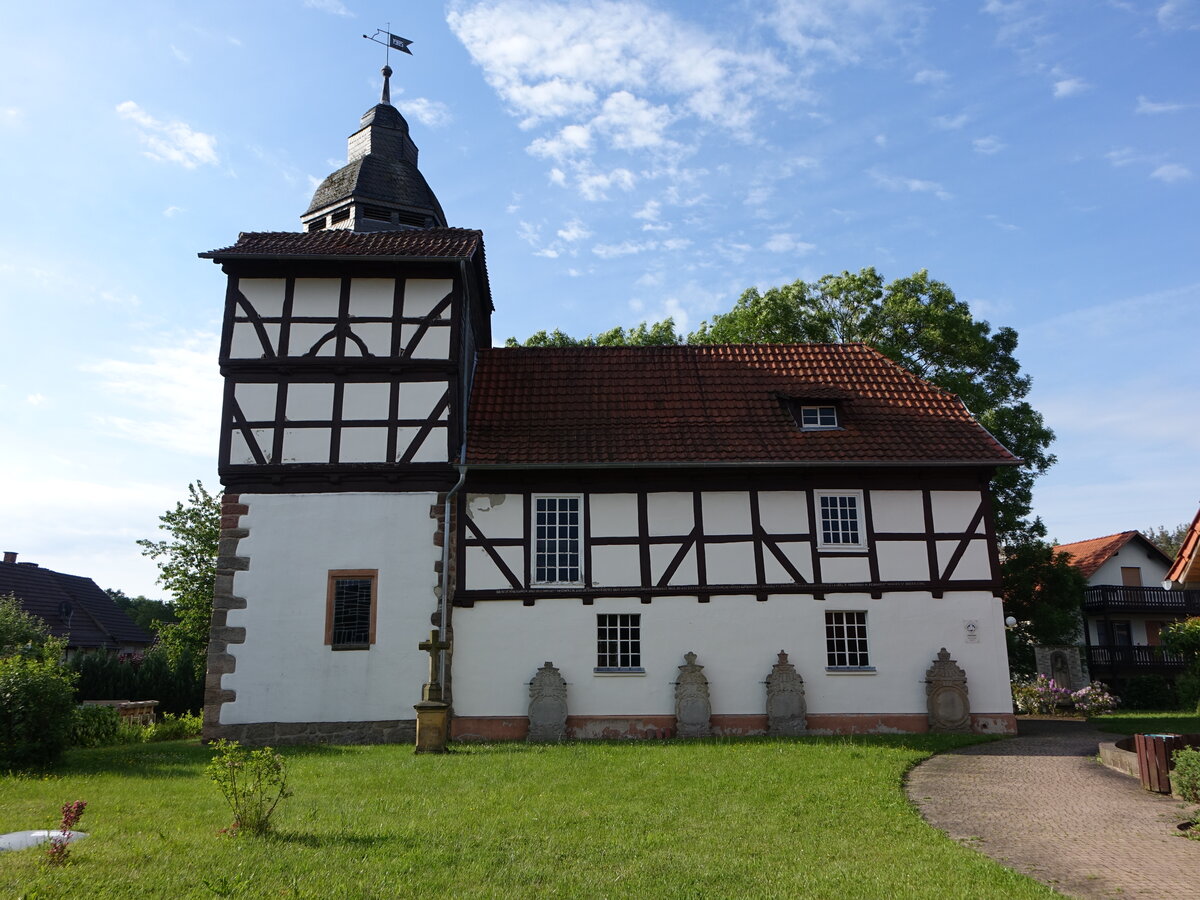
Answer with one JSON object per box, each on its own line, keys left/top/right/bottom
{"left": 363, "top": 24, "right": 413, "bottom": 105}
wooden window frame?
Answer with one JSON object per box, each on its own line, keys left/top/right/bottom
{"left": 595, "top": 612, "right": 644, "bottom": 673}
{"left": 532, "top": 494, "right": 584, "bottom": 586}
{"left": 799, "top": 405, "right": 839, "bottom": 430}
{"left": 825, "top": 610, "right": 874, "bottom": 671}
{"left": 325, "top": 569, "right": 378, "bottom": 650}
{"left": 815, "top": 489, "right": 868, "bottom": 552}
{"left": 1120, "top": 566, "right": 1143, "bottom": 587}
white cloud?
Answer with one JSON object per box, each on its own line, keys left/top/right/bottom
{"left": 26, "top": 393, "right": 46, "bottom": 406}
{"left": 973, "top": 135, "right": 1006, "bottom": 154}
{"left": 1158, "top": 0, "right": 1200, "bottom": 29}
{"left": 1053, "top": 77, "right": 1089, "bottom": 98}
{"left": 398, "top": 98, "right": 453, "bottom": 128}
{"left": 115, "top": 101, "right": 218, "bottom": 168}
{"left": 528, "top": 124, "right": 593, "bottom": 161}
{"left": 985, "top": 214, "right": 1019, "bottom": 232}
{"left": 548, "top": 167, "right": 567, "bottom": 187}
{"left": 83, "top": 333, "right": 222, "bottom": 456}
{"left": 867, "top": 167, "right": 952, "bottom": 200}
{"left": 1151, "top": 163, "right": 1192, "bottom": 183}
{"left": 576, "top": 167, "right": 636, "bottom": 201}
{"left": 912, "top": 68, "right": 948, "bottom": 85}
{"left": 1136, "top": 95, "right": 1186, "bottom": 114}
{"left": 0, "top": 107, "right": 21, "bottom": 126}
{"left": 591, "top": 91, "right": 673, "bottom": 151}
{"left": 170, "top": 44, "right": 190, "bottom": 64}
{"left": 162, "top": 206, "right": 183, "bottom": 217}
{"left": 592, "top": 240, "right": 655, "bottom": 258}
{"left": 745, "top": 186, "right": 773, "bottom": 206}
{"left": 557, "top": 219, "right": 591, "bottom": 242}
{"left": 874, "top": 133, "right": 887, "bottom": 147}
{"left": 661, "top": 238, "right": 692, "bottom": 252}
{"left": 304, "top": 0, "right": 354, "bottom": 15}
{"left": 764, "top": 233, "right": 816, "bottom": 255}
{"left": 633, "top": 200, "right": 661, "bottom": 222}
{"left": 765, "top": 0, "right": 928, "bottom": 64}
{"left": 933, "top": 113, "right": 968, "bottom": 130}
{"left": 1105, "top": 147, "right": 1143, "bottom": 167}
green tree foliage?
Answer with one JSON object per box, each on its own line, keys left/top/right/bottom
{"left": 507, "top": 268, "right": 1054, "bottom": 543}
{"left": 1163, "top": 618, "right": 1200, "bottom": 711}
{"left": 1142, "top": 523, "right": 1191, "bottom": 560}
{"left": 138, "top": 481, "right": 221, "bottom": 680}
{"left": 0, "top": 596, "right": 76, "bottom": 769}
{"left": 1001, "top": 541, "right": 1086, "bottom": 676}
{"left": 71, "top": 646, "right": 204, "bottom": 715}
{"left": 104, "top": 587, "right": 178, "bottom": 633}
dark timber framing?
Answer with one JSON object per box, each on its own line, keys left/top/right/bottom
{"left": 455, "top": 468, "right": 1001, "bottom": 607}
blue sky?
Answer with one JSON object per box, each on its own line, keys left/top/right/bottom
{"left": 2, "top": 0, "right": 1197, "bottom": 598}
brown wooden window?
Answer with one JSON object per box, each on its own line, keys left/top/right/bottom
{"left": 325, "top": 569, "right": 378, "bottom": 650}
{"left": 1120, "top": 566, "right": 1142, "bottom": 587}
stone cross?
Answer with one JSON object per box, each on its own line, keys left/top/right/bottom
{"left": 418, "top": 628, "right": 451, "bottom": 702}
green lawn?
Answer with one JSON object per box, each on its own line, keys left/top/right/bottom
{"left": 1089, "top": 711, "right": 1200, "bottom": 735}
{"left": 1, "top": 736, "right": 1054, "bottom": 899}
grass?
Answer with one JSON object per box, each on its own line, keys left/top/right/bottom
{"left": 0, "top": 735, "right": 1055, "bottom": 899}
{"left": 1088, "top": 710, "right": 1200, "bottom": 735}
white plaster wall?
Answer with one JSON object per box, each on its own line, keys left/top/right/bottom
{"left": 403, "top": 279, "right": 453, "bottom": 318}
{"left": 452, "top": 591, "right": 1012, "bottom": 718}
{"left": 702, "top": 492, "right": 752, "bottom": 533}
{"left": 1089, "top": 545, "right": 1170, "bottom": 586}
{"left": 648, "top": 493, "right": 693, "bottom": 535}
{"left": 349, "top": 279, "right": 393, "bottom": 316}
{"left": 591, "top": 494, "right": 638, "bottom": 537}
{"left": 757, "top": 491, "right": 808, "bottom": 533}
{"left": 239, "top": 279, "right": 286, "bottom": 317}
{"left": 291, "top": 278, "right": 341, "bottom": 317}
{"left": 870, "top": 491, "right": 924, "bottom": 533}
{"left": 222, "top": 492, "right": 440, "bottom": 724}
{"left": 931, "top": 491, "right": 983, "bottom": 533}
{"left": 235, "top": 383, "right": 278, "bottom": 421}
{"left": 231, "top": 323, "right": 280, "bottom": 359}
{"left": 876, "top": 541, "right": 929, "bottom": 581}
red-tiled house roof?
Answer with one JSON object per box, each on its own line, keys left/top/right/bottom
{"left": 1053, "top": 531, "right": 1173, "bottom": 581}
{"left": 1165, "top": 507, "right": 1200, "bottom": 587}
{"left": 466, "top": 343, "right": 1020, "bottom": 467}
{"left": 0, "top": 559, "right": 153, "bottom": 650}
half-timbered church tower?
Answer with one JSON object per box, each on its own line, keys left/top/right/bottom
{"left": 202, "top": 71, "right": 1019, "bottom": 745}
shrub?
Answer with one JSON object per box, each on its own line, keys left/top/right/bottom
{"left": 207, "top": 740, "right": 291, "bottom": 835}
{"left": 1120, "top": 674, "right": 1178, "bottom": 710}
{"left": 115, "top": 711, "right": 203, "bottom": 744}
{"left": 71, "top": 705, "right": 120, "bottom": 748}
{"left": 0, "top": 643, "right": 77, "bottom": 769}
{"left": 1011, "top": 674, "right": 1072, "bottom": 714}
{"left": 71, "top": 646, "right": 203, "bottom": 716}
{"left": 1178, "top": 665, "right": 1200, "bottom": 713}
{"left": 1172, "top": 747, "right": 1200, "bottom": 804}
{"left": 45, "top": 801, "right": 86, "bottom": 867}
{"left": 0, "top": 593, "right": 52, "bottom": 655}
{"left": 1069, "top": 681, "right": 1119, "bottom": 715}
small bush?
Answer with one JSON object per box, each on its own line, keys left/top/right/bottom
{"left": 1178, "top": 664, "right": 1200, "bottom": 712}
{"left": 207, "top": 740, "right": 291, "bottom": 835}
{"left": 1011, "top": 674, "right": 1072, "bottom": 714}
{"left": 1172, "top": 747, "right": 1200, "bottom": 804}
{"left": 1069, "top": 681, "right": 1118, "bottom": 715}
{"left": 45, "top": 801, "right": 86, "bottom": 867}
{"left": 1120, "top": 674, "right": 1178, "bottom": 710}
{"left": 0, "top": 645, "right": 77, "bottom": 770}
{"left": 71, "top": 705, "right": 120, "bottom": 748}
{"left": 115, "top": 711, "right": 203, "bottom": 744}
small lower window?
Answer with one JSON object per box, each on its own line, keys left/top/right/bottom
{"left": 596, "top": 613, "right": 642, "bottom": 671}
{"left": 326, "top": 569, "right": 377, "bottom": 650}
{"left": 826, "top": 610, "right": 871, "bottom": 669}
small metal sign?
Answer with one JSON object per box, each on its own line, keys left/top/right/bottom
{"left": 963, "top": 619, "right": 979, "bottom": 643}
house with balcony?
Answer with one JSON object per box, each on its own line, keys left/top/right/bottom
{"left": 1054, "top": 531, "right": 1199, "bottom": 682}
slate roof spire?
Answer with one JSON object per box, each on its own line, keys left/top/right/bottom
{"left": 301, "top": 65, "right": 447, "bottom": 233}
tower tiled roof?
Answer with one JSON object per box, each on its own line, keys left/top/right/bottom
{"left": 466, "top": 343, "right": 1020, "bottom": 467}
{"left": 200, "top": 228, "right": 484, "bottom": 260}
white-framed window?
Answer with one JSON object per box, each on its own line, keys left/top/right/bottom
{"left": 596, "top": 613, "right": 642, "bottom": 672}
{"left": 800, "top": 405, "right": 839, "bottom": 429}
{"left": 825, "top": 610, "right": 872, "bottom": 670}
{"left": 534, "top": 495, "right": 582, "bottom": 584}
{"left": 815, "top": 490, "right": 867, "bottom": 550}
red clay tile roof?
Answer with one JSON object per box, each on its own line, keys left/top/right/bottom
{"left": 1165, "top": 507, "right": 1200, "bottom": 586}
{"left": 1053, "top": 531, "right": 1145, "bottom": 579}
{"left": 200, "top": 228, "right": 483, "bottom": 260}
{"left": 466, "top": 343, "right": 1020, "bottom": 466}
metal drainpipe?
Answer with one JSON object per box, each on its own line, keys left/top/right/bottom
{"left": 438, "top": 453, "right": 467, "bottom": 690}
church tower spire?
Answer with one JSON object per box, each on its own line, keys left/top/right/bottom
{"left": 301, "top": 65, "right": 447, "bottom": 233}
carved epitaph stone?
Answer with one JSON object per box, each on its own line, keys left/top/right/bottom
{"left": 1033, "top": 645, "right": 1086, "bottom": 691}
{"left": 766, "top": 650, "right": 807, "bottom": 735}
{"left": 674, "top": 651, "right": 711, "bottom": 737}
{"left": 527, "top": 661, "right": 568, "bottom": 742}
{"left": 925, "top": 648, "right": 970, "bottom": 733}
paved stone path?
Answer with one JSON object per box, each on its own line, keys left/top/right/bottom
{"left": 907, "top": 719, "right": 1198, "bottom": 898}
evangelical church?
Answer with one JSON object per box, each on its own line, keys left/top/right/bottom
{"left": 200, "top": 68, "right": 1018, "bottom": 746}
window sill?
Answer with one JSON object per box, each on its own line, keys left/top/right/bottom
{"left": 816, "top": 546, "right": 869, "bottom": 554}
{"left": 330, "top": 644, "right": 370, "bottom": 652}
{"left": 825, "top": 666, "right": 876, "bottom": 675}
{"left": 593, "top": 667, "right": 646, "bottom": 676}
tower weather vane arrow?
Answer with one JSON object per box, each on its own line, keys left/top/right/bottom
{"left": 362, "top": 25, "right": 413, "bottom": 105}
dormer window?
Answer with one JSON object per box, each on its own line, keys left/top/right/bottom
{"left": 800, "top": 405, "right": 838, "bottom": 430}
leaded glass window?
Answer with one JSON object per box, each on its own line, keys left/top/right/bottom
{"left": 597, "top": 613, "right": 641, "bottom": 670}
{"left": 825, "top": 611, "right": 870, "bottom": 668}
{"left": 535, "top": 496, "right": 581, "bottom": 584}
{"left": 326, "top": 570, "right": 376, "bottom": 649}
{"left": 818, "top": 492, "right": 862, "bottom": 547}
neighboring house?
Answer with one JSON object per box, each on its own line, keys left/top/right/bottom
{"left": 1163, "top": 506, "right": 1200, "bottom": 591}
{"left": 0, "top": 551, "right": 153, "bottom": 655}
{"left": 1054, "top": 531, "right": 1198, "bottom": 683}
{"left": 199, "top": 73, "right": 1021, "bottom": 745}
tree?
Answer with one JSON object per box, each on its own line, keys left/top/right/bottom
{"left": 0, "top": 592, "right": 52, "bottom": 656}
{"left": 137, "top": 481, "right": 221, "bottom": 679}
{"left": 1000, "top": 541, "right": 1086, "bottom": 677}
{"left": 104, "top": 588, "right": 178, "bottom": 633}
{"left": 506, "top": 319, "right": 683, "bottom": 348}
{"left": 1142, "top": 523, "right": 1191, "bottom": 560}
{"left": 0, "top": 595, "right": 76, "bottom": 769}
{"left": 508, "top": 268, "right": 1055, "bottom": 543}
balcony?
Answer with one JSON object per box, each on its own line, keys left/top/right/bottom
{"left": 1086, "top": 644, "right": 1190, "bottom": 675}
{"left": 1082, "top": 585, "right": 1200, "bottom": 616}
